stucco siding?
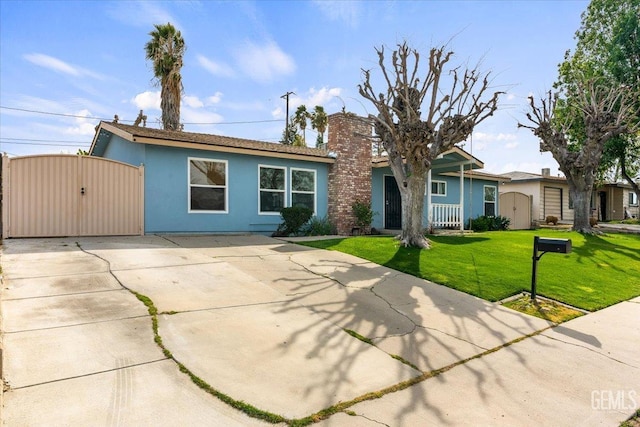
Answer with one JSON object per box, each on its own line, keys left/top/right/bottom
{"left": 142, "top": 145, "right": 328, "bottom": 234}
{"left": 101, "top": 134, "right": 145, "bottom": 167}
{"left": 371, "top": 167, "right": 499, "bottom": 230}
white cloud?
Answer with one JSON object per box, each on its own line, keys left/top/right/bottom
{"left": 294, "top": 87, "right": 342, "bottom": 108}
{"left": 493, "top": 160, "right": 559, "bottom": 176}
{"left": 271, "top": 106, "right": 284, "bottom": 119}
{"left": 23, "top": 53, "right": 105, "bottom": 80}
{"left": 473, "top": 132, "right": 518, "bottom": 143}
{"left": 132, "top": 91, "right": 161, "bottom": 110}
{"left": 181, "top": 107, "right": 223, "bottom": 125}
{"left": 206, "top": 92, "right": 223, "bottom": 105}
{"left": 106, "top": 1, "right": 178, "bottom": 29}
{"left": 183, "top": 95, "right": 204, "bottom": 108}
{"left": 24, "top": 53, "right": 79, "bottom": 76}
{"left": 505, "top": 141, "right": 519, "bottom": 149}
{"left": 271, "top": 87, "right": 342, "bottom": 119}
{"left": 312, "top": 0, "right": 361, "bottom": 27}
{"left": 197, "top": 55, "right": 235, "bottom": 78}
{"left": 234, "top": 40, "right": 295, "bottom": 83}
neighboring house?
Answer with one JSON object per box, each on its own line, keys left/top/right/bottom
{"left": 89, "top": 113, "right": 504, "bottom": 235}
{"left": 499, "top": 168, "right": 639, "bottom": 223}
{"left": 499, "top": 169, "right": 574, "bottom": 225}
{"left": 594, "top": 182, "right": 639, "bottom": 221}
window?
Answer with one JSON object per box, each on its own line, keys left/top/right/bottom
{"left": 189, "top": 158, "right": 227, "bottom": 212}
{"left": 431, "top": 181, "right": 447, "bottom": 196}
{"left": 631, "top": 191, "right": 638, "bottom": 206}
{"left": 291, "top": 168, "right": 316, "bottom": 212}
{"left": 259, "top": 166, "right": 286, "bottom": 214}
{"left": 484, "top": 185, "right": 497, "bottom": 216}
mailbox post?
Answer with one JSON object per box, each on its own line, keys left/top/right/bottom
{"left": 531, "top": 236, "right": 572, "bottom": 301}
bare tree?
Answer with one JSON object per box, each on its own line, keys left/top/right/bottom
{"left": 518, "top": 79, "right": 634, "bottom": 233}
{"left": 359, "top": 42, "right": 501, "bottom": 248}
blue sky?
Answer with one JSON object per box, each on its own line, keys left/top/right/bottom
{"left": 0, "top": 0, "right": 589, "bottom": 175}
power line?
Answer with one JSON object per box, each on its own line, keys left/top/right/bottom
{"left": 0, "top": 105, "right": 284, "bottom": 125}
{"left": 0, "top": 140, "right": 89, "bottom": 147}
{"left": 0, "top": 106, "right": 124, "bottom": 122}
{"left": 1, "top": 137, "right": 90, "bottom": 144}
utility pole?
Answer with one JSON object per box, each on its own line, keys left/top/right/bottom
{"left": 281, "top": 91, "right": 295, "bottom": 143}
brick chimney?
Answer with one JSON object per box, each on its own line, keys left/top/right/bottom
{"left": 327, "top": 113, "right": 372, "bottom": 235}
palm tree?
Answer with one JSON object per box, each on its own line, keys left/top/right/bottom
{"left": 293, "top": 105, "right": 310, "bottom": 144}
{"left": 145, "top": 23, "right": 185, "bottom": 131}
{"left": 311, "top": 105, "right": 328, "bottom": 148}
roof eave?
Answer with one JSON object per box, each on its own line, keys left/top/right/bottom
{"left": 131, "top": 135, "right": 335, "bottom": 163}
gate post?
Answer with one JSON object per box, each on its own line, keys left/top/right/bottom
{"left": 2, "top": 154, "right": 10, "bottom": 238}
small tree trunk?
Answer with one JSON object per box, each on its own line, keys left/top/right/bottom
{"left": 398, "top": 172, "right": 430, "bottom": 248}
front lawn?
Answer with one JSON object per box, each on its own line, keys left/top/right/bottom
{"left": 300, "top": 230, "right": 640, "bottom": 311}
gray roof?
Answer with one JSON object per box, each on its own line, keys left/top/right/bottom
{"left": 500, "top": 171, "right": 567, "bottom": 182}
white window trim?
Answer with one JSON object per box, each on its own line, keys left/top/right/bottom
{"left": 188, "top": 157, "right": 228, "bottom": 214}
{"left": 258, "top": 164, "right": 287, "bottom": 215}
{"left": 290, "top": 167, "right": 317, "bottom": 214}
{"left": 630, "top": 191, "right": 638, "bottom": 207}
{"left": 431, "top": 180, "right": 447, "bottom": 197}
{"left": 483, "top": 185, "right": 497, "bottom": 216}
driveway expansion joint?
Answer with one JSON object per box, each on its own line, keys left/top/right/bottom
{"left": 541, "top": 333, "right": 639, "bottom": 369}
{"left": 3, "top": 314, "right": 152, "bottom": 334}
{"left": 416, "top": 324, "right": 491, "bottom": 351}
{"left": 10, "top": 357, "right": 169, "bottom": 391}
{"left": 2, "top": 288, "right": 128, "bottom": 302}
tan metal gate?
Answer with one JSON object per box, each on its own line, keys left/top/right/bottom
{"left": 499, "top": 192, "right": 532, "bottom": 230}
{"left": 2, "top": 154, "right": 144, "bottom": 238}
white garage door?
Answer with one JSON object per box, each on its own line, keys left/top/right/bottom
{"left": 543, "top": 187, "right": 562, "bottom": 219}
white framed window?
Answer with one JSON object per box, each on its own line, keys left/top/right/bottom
{"left": 259, "top": 165, "right": 286, "bottom": 214}
{"left": 484, "top": 185, "right": 497, "bottom": 216}
{"left": 291, "top": 168, "right": 316, "bottom": 213}
{"left": 188, "top": 157, "right": 228, "bottom": 213}
{"left": 431, "top": 180, "right": 447, "bottom": 196}
{"left": 630, "top": 191, "right": 638, "bottom": 206}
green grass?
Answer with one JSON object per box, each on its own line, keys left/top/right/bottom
{"left": 300, "top": 230, "right": 640, "bottom": 311}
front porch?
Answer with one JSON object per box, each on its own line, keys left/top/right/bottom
{"left": 430, "top": 203, "right": 463, "bottom": 230}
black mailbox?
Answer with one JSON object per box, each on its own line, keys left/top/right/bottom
{"left": 536, "top": 237, "right": 572, "bottom": 254}
{"left": 531, "top": 236, "right": 572, "bottom": 300}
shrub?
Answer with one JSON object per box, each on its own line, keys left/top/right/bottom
{"left": 468, "top": 215, "right": 510, "bottom": 232}
{"left": 276, "top": 206, "right": 313, "bottom": 236}
{"left": 352, "top": 200, "right": 376, "bottom": 230}
{"left": 300, "top": 216, "right": 337, "bottom": 236}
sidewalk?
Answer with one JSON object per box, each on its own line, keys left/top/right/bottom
{"left": 1, "top": 235, "right": 638, "bottom": 425}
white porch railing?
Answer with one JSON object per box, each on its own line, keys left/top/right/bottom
{"left": 430, "top": 203, "right": 462, "bottom": 229}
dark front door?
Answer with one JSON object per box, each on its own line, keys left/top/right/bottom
{"left": 384, "top": 175, "right": 402, "bottom": 229}
{"left": 599, "top": 191, "right": 607, "bottom": 221}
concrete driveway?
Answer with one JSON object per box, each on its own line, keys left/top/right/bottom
{"left": 1, "top": 235, "right": 638, "bottom": 426}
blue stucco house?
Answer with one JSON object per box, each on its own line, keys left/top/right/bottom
{"left": 89, "top": 113, "right": 506, "bottom": 235}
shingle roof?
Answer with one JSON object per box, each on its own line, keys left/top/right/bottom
{"left": 98, "top": 121, "right": 332, "bottom": 160}
{"left": 500, "top": 171, "right": 567, "bottom": 182}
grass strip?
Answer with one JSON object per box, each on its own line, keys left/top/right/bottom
{"left": 300, "top": 231, "right": 640, "bottom": 311}
{"left": 343, "top": 328, "right": 374, "bottom": 346}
